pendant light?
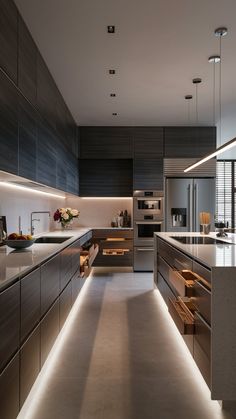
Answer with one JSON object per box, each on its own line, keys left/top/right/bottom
{"left": 185, "top": 95, "right": 193, "bottom": 124}
{"left": 184, "top": 27, "right": 229, "bottom": 173}
{"left": 192, "top": 78, "right": 202, "bottom": 124}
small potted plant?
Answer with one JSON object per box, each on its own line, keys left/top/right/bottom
{"left": 53, "top": 208, "right": 80, "bottom": 229}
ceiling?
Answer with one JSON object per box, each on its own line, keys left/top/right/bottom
{"left": 15, "top": 0, "right": 236, "bottom": 126}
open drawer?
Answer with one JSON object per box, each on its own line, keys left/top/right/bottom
{"left": 102, "top": 248, "right": 130, "bottom": 256}
{"left": 80, "top": 244, "right": 99, "bottom": 277}
{"left": 168, "top": 297, "right": 195, "bottom": 335}
{"left": 170, "top": 269, "right": 199, "bottom": 297}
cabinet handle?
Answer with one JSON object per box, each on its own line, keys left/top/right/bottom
{"left": 195, "top": 311, "right": 211, "bottom": 331}
{"left": 137, "top": 248, "right": 154, "bottom": 251}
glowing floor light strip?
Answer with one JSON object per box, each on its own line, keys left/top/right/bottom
{"left": 17, "top": 273, "right": 93, "bottom": 419}
{"left": 0, "top": 182, "right": 65, "bottom": 199}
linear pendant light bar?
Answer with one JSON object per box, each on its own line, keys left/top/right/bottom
{"left": 184, "top": 137, "right": 236, "bottom": 172}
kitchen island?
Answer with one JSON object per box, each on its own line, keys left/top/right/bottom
{"left": 154, "top": 232, "right": 236, "bottom": 412}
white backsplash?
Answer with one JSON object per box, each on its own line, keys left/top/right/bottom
{"left": 0, "top": 185, "right": 133, "bottom": 235}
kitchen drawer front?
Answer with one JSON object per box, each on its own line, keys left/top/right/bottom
{"left": 70, "top": 239, "right": 81, "bottom": 275}
{"left": 99, "top": 239, "right": 133, "bottom": 251}
{"left": 193, "top": 260, "right": 211, "bottom": 284}
{"left": 158, "top": 239, "right": 192, "bottom": 271}
{"left": 41, "top": 254, "right": 60, "bottom": 316}
{"left": 157, "top": 272, "right": 175, "bottom": 305}
{"left": 94, "top": 252, "right": 133, "bottom": 267}
{"left": 168, "top": 298, "right": 194, "bottom": 335}
{"left": 40, "top": 299, "right": 60, "bottom": 367}
{"left": 59, "top": 280, "right": 72, "bottom": 329}
{"left": 0, "top": 352, "right": 20, "bottom": 419}
{"left": 134, "top": 247, "right": 153, "bottom": 271}
{"left": 158, "top": 255, "right": 194, "bottom": 297}
{"left": 194, "top": 311, "right": 211, "bottom": 388}
{"left": 92, "top": 229, "right": 133, "bottom": 239}
{"left": 72, "top": 268, "right": 81, "bottom": 302}
{"left": 193, "top": 280, "right": 211, "bottom": 325}
{"left": 20, "top": 267, "right": 41, "bottom": 343}
{"left": 80, "top": 231, "right": 92, "bottom": 246}
{"left": 60, "top": 246, "right": 73, "bottom": 291}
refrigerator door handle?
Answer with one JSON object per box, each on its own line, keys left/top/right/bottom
{"left": 194, "top": 183, "right": 198, "bottom": 231}
{"left": 188, "top": 184, "right": 193, "bottom": 232}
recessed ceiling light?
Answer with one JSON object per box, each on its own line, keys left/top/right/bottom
{"left": 110, "top": 93, "right": 116, "bottom": 97}
{"left": 112, "top": 113, "right": 118, "bottom": 116}
{"left": 185, "top": 95, "right": 193, "bottom": 100}
{"left": 107, "top": 26, "right": 115, "bottom": 33}
{"left": 192, "top": 78, "right": 202, "bottom": 84}
{"left": 109, "top": 69, "right": 116, "bottom": 74}
{"left": 208, "top": 55, "right": 221, "bottom": 63}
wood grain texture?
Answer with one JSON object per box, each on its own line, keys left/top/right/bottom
{"left": 80, "top": 159, "right": 133, "bottom": 197}
{"left": 80, "top": 127, "right": 133, "bottom": 159}
{"left": 0, "top": 71, "right": 18, "bottom": 174}
{"left": 164, "top": 127, "right": 216, "bottom": 158}
{"left": 59, "top": 281, "right": 72, "bottom": 330}
{"left": 0, "top": 353, "right": 19, "bottom": 419}
{"left": 40, "top": 300, "right": 59, "bottom": 366}
{"left": 133, "top": 158, "right": 163, "bottom": 190}
{"left": 37, "top": 119, "right": 57, "bottom": 188}
{"left": 40, "top": 254, "right": 60, "bottom": 316}
{"left": 18, "top": 16, "right": 37, "bottom": 105}
{"left": 0, "top": 282, "right": 20, "bottom": 372}
{"left": 20, "top": 267, "right": 40, "bottom": 343}
{"left": 0, "top": 0, "right": 18, "bottom": 83}
{"left": 133, "top": 127, "right": 164, "bottom": 158}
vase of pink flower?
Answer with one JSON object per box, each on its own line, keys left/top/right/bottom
{"left": 53, "top": 208, "right": 80, "bottom": 229}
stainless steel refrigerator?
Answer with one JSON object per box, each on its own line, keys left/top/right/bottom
{"left": 165, "top": 178, "right": 216, "bottom": 232}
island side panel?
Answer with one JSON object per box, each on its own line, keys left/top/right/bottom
{"left": 211, "top": 266, "right": 236, "bottom": 400}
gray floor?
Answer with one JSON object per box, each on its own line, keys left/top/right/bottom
{"left": 18, "top": 268, "right": 233, "bottom": 419}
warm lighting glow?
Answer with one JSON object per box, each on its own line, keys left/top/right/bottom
{"left": 184, "top": 137, "right": 236, "bottom": 172}
{"left": 0, "top": 182, "right": 65, "bottom": 199}
{"left": 17, "top": 273, "right": 93, "bottom": 419}
{"left": 80, "top": 197, "right": 132, "bottom": 200}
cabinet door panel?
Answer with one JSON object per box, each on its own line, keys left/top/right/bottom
{"left": 133, "top": 158, "right": 163, "bottom": 190}
{"left": 0, "top": 0, "right": 18, "bottom": 83}
{"left": 40, "top": 300, "right": 59, "bottom": 366}
{"left": 37, "top": 120, "right": 57, "bottom": 187}
{"left": 37, "top": 53, "right": 57, "bottom": 130}
{"left": 164, "top": 127, "right": 216, "bottom": 158}
{"left": 0, "top": 282, "right": 20, "bottom": 372}
{"left": 0, "top": 71, "right": 18, "bottom": 174}
{"left": 80, "top": 159, "right": 133, "bottom": 197}
{"left": 21, "top": 267, "right": 40, "bottom": 343}
{"left": 66, "top": 151, "right": 79, "bottom": 195}
{"left": 60, "top": 246, "right": 72, "bottom": 291}
{"left": 20, "top": 325, "right": 40, "bottom": 407}
{"left": 59, "top": 281, "right": 72, "bottom": 329}
{"left": 0, "top": 353, "right": 19, "bottom": 419}
{"left": 56, "top": 141, "right": 67, "bottom": 191}
{"left": 41, "top": 254, "right": 60, "bottom": 316}
{"left": 19, "top": 96, "right": 37, "bottom": 181}
{"left": 80, "top": 127, "right": 133, "bottom": 158}
{"left": 18, "top": 16, "right": 37, "bottom": 105}
{"left": 133, "top": 127, "right": 163, "bottom": 158}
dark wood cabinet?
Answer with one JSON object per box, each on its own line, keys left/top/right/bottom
{"left": 0, "top": 353, "right": 20, "bottom": 419}
{"left": 20, "top": 267, "right": 40, "bottom": 343}
{"left": 0, "top": 0, "right": 18, "bottom": 83}
{"left": 59, "top": 280, "right": 72, "bottom": 329}
{"left": 60, "top": 246, "right": 73, "bottom": 291}
{"left": 133, "top": 158, "right": 163, "bottom": 190}
{"left": 72, "top": 270, "right": 81, "bottom": 303}
{"left": 37, "top": 120, "right": 57, "bottom": 187}
{"left": 66, "top": 151, "right": 79, "bottom": 195}
{"left": 0, "top": 281, "right": 20, "bottom": 372}
{"left": 93, "top": 229, "right": 133, "bottom": 267}
{"left": 41, "top": 254, "right": 60, "bottom": 316}
{"left": 20, "top": 325, "right": 40, "bottom": 407}
{"left": 80, "top": 159, "right": 133, "bottom": 197}
{"left": 40, "top": 300, "right": 59, "bottom": 366}
{"left": 133, "top": 127, "right": 163, "bottom": 158}
{"left": 164, "top": 127, "right": 216, "bottom": 158}
{"left": 18, "top": 16, "right": 37, "bottom": 105}
{"left": 18, "top": 95, "right": 37, "bottom": 181}
{"left": 0, "top": 71, "right": 18, "bottom": 174}
{"left": 80, "top": 127, "right": 133, "bottom": 159}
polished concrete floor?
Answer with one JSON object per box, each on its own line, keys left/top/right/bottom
{"left": 18, "top": 268, "right": 233, "bottom": 419}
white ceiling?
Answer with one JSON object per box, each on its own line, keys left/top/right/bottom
{"left": 15, "top": 0, "right": 236, "bottom": 126}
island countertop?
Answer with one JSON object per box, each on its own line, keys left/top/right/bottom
{"left": 155, "top": 232, "right": 236, "bottom": 269}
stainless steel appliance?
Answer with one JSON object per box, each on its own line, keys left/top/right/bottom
{"left": 133, "top": 191, "right": 164, "bottom": 271}
{"left": 166, "top": 178, "right": 215, "bottom": 232}
{"left": 133, "top": 190, "right": 164, "bottom": 220}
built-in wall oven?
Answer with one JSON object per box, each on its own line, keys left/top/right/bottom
{"left": 133, "top": 191, "right": 164, "bottom": 272}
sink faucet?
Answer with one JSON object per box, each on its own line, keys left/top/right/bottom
{"left": 30, "top": 211, "right": 51, "bottom": 235}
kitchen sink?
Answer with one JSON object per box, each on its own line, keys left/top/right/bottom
{"left": 34, "top": 236, "right": 72, "bottom": 244}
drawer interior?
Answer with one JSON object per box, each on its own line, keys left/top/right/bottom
{"left": 168, "top": 297, "right": 195, "bottom": 335}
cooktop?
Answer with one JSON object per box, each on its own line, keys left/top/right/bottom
{"left": 170, "top": 236, "right": 233, "bottom": 245}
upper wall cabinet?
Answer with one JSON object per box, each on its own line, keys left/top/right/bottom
{"left": 133, "top": 127, "right": 164, "bottom": 158}
{"left": 37, "top": 53, "right": 57, "bottom": 131}
{"left": 37, "top": 119, "right": 57, "bottom": 188}
{"left": 164, "top": 127, "right": 216, "bottom": 158}
{"left": 80, "top": 127, "right": 133, "bottom": 159}
{"left": 18, "top": 16, "right": 37, "bottom": 106}
{"left": 0, "top": 71, "right": 18, "bottom": 174}
{"left": 133, "top": 158, "right": 163, "bottom": 190}
{"left": 0, "top": 0, "right": 18, "bottom": 83}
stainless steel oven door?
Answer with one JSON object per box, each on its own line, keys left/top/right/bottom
{"left": 134, "top": 197, "right": 164, "bottom": 220}
{"left": 134, "top": 221, "right": 163, "bottom": 246}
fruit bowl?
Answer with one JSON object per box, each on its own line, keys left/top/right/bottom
{"left": 5, "top": 239, "right": 36, "bottom": 249}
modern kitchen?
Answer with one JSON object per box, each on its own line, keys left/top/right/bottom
{"left": 1, "top": 0, "right": 236, "bottom": 418}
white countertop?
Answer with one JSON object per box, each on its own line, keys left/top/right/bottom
{"left": 155, "top": 232, "right": 236, "bottom": 268}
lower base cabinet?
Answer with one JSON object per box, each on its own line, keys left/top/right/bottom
{"left": 59, "top": 280, "right": 72, "bottom": 329}
{"left": 72, "top": 270, "right": 81, "bottom": 303}
{"left": 0, "top": 353, "right": 20, "bottom": 419}
{"left": 20, "top": 325, "right": 40, "bottom": 407}
{"left": 40, "top": 300, "right": 60, "bottom": 367}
